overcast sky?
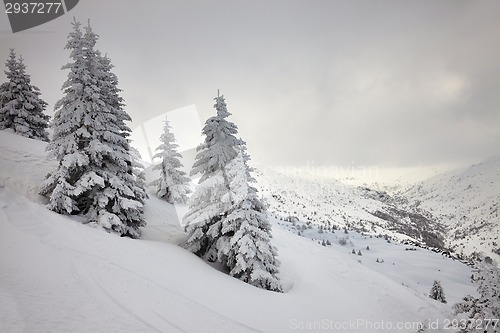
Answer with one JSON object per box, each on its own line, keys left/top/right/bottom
{"left": 1, "top": 0, "right": 499, "bottom": 177}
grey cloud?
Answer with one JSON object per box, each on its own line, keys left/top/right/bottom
{"left": 0, "top": 0, "right": 498, "bottom": 172}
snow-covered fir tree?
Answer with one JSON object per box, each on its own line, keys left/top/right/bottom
{"left": 40, "top": 20, "right": 145, "bottom": 238}
{"left": 429, "top": 280, "right": 447, "bottom": 303}
{"left": 182, "top": 93, "right": 241, "bottom": 260}
{"left": 453, "top": 256, "right": 500, "bottom": 332}
{"left": 0, "top": 49, "right": 49, "bottom": 141}
{"left": 183, "top": 93, "right": 281, "bottom": 292}
{"left": 150, "top": 118, "right": 191, "bottom": 204}
{"left": 216, "top": 144, "right": 282, "bottom": 292}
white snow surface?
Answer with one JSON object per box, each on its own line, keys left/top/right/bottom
{"left": 0, "top": 130, "right": 477, "bottom": 332}
{"left": 402, "top": 156, "right": 500, "bottom": 258}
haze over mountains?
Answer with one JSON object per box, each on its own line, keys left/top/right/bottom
{"left": 256, "top": 154, "right": 500, "bottom": 263}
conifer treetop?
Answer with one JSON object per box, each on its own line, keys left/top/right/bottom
{"left": 190, "top": 93, "right": 241, "bottom": 182}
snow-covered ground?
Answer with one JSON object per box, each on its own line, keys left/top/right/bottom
{"left": 255, "top": 155, "right": 500, "bottom": 262}
{"left": 0, "top": 130, "right": 477, "bottom": 332}
{"left": 402, "top": 156, "right": 500, "bottom": 258}
{"left": 254, "top": 167, "right": 442, "bottom": 247}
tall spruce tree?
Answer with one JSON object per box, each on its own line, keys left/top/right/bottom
{"left": 217, "top": 143, "right": 282, "bottom": 292}
{"left": 183, "top": 93, "right": 282, "bottom": 292}
{"left": 40, "top": 20, "right": 145, "bottom": 238}
{"left": 0, "top": 49, "right": 49, "bottom": 141}
{"left": 182, "top": 93, "right": 241, "bottom": 261}
{"left": 150, "top": 118, "right": 191, "bottom": 204}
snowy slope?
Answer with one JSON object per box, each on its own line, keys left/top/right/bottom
{"left": 402, "top": 156, "right": 500, "bottom": 260}
{"left": 0, "top": 129, "right": 56, "bottom": 203}
{"left": 0, "top": 130, "right": 477, "bottom": 332}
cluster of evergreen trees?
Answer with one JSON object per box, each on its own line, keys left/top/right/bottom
{"left": 148, "top": 94, "right": 281, "bottom": 292}
{"left": 0, "top": 49, "right": 49, "bottom": 141}
{"left": 452, "top": 256, "right": 500, "bottom": 332}
{"left": 1, "top": 19, "right": 282, "bottom": 292}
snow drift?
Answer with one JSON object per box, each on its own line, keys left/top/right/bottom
{"left": 0, "top": 130, "right": 476, "bottom": 332}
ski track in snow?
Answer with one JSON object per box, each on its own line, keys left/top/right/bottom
{"left": 0, "top": 134, "right": 56, "bottom": 202}
{"left": 0, "top": 130, "right": 481, "bottom": 332}
{"left": 79, "top": 253, "right": 263, "bottom": 333}
{"left": 0, "top": 186, "right": 261, "bottom": 333}
{"left": 85, "top": 271, "right": 181, "bottom": 333}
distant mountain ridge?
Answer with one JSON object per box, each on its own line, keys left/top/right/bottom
{"left": 401, "top": 154, "right": 500, "bottom": 259}
{"left": 256, "top": 155, "right": 500, "bottom": 261}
